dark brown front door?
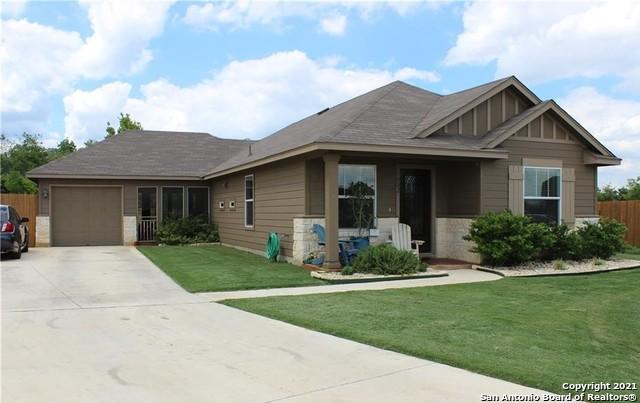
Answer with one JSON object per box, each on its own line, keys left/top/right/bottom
{"left": 399, "top": 169, "right": 431, "bottom": 252}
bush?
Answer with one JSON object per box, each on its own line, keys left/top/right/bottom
{"left": 341, "top": 266, "right": 355, "bottom": 276}
{"left": 351, "top": 243, "right": 421, "bottom": 275}
{"left": 574, "top": 219, "right": 626, "bottom": 259}
{"left": 464, "top": 211, "right": 553, "bottom": 266}
{"left": 543, "top": 224, "right": 583, "bottom": 261}
{"left": 156, "top": 216, "right": 219, "bottom": 245}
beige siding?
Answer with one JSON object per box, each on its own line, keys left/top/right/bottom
{"left": 489, "top": 93, "right": 502, "bottom": 130}
{"left": 437, "top": 87, "right": 535, "bottom": 136}
{"left": 212, "top": 158, "right": 306, "bottom": 257}
{"left": 481, "top": 139, "right": 597, "bottom": 216}
{"left": 36, "top": 178, "right": 210, "bottom": 218}
{"left": 305, "top": 158, "right": 324, "bottom": 215}
{"left": 461, "top": 110, "right": 473, "bottom": 134}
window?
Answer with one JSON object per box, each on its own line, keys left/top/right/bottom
{"left": 244, "top": 175, "right": 254, "bottom": 227}
{"left": 137, "top": 187, "right": 157, "bottom": 219}
{"left": 188, "top": 187, "right": 209, "bottom": 220}
{"left": 524, "top": 167, "right": 561, "bottom": 224}
{"left": 338, "top": 165, "right": 376, "bottom": 228}
{"left": 162, "top": 187, "right": 184, "bottom": 220}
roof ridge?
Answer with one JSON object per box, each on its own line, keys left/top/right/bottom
{"left": 320, "top": 81, "right": 402, "bottom": 142}
{"left": 210, "top": 80, "right": 403, "bottom": 171}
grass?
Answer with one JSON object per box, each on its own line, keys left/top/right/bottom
{"left": 137, "top": 245, "right": 324, "bottom": 292}
{"left": 224, "top": 270, "right": 640, "bottom": 395}
{"left": 617, "top": 245, "right": 640, "bottom": 260}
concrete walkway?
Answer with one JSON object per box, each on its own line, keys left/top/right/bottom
{"left": 203, "top": 268, "right": 501, "bottom": 301}
{"left": 3, "top": 247, "right": 548, "bottom": 403}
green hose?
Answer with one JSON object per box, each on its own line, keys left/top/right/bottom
{"left": 266, "top": 232, "right": 280, "bottom": 262}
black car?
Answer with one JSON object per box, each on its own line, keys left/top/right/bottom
{"left": 1, "top": 204, "right": 29, "bottom": 259}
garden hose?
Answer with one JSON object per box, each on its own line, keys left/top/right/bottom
{"left": 266, "top": 232, "right": 280, "bottom": 262}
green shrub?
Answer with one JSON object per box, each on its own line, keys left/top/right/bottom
{"left": 543, "top": 224, "right": 584, "bottom": 261}
{"left": 351, "top": 243, "right": 421, "bottom": 275}
{"left": 464, "top": 211, "right": 554, "bottom": 266}
{"left": 575, "top": 219, "right": 626, "bottom": 259}
{"left": 341, "top": 266, "right": 355, "bottom": 276}
{"left": 156, "top": 217, "right": 219, "bottom": 245}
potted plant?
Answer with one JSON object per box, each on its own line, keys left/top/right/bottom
{"left": 347, "top": 181, "right": 374, "bottom": 250}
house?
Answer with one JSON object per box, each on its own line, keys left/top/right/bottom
{"left": 27, "top": 76, "right": 620, "bottom": 266}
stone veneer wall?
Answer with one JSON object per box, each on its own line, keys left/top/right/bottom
{"left": 291, "top": 217, "right": 400, "bottom": 264}
{"left": 292, "top": 217, "right": 326, "bottom": 264}
{"left": 434, "top": 218, "right": 481, "bottom": 264}
{"left": 35, "top": 216, "right": 50, "bottom": 247}
{"left": 575, "top": 216, "right": 599, "bottom": 227}
{"left": 123, "top": 216, "right": 137, "bottom": 245}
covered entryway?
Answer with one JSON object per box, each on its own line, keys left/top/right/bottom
{"left": 51, "top": 186, "right": 122, "bottom": 246}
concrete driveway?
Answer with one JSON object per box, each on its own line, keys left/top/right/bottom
{"left": 3, "top": 247, "right": 547, "bottom": 403}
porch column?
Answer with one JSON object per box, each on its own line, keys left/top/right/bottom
{"left": 322, "top": 153, "right": 341, "bottom": 268}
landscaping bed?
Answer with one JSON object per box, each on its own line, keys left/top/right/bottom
{"left": 475, "top": 258, "right": 640, "bottom": 277}
{"left": 310, "top": 269, "right": 448, "bottom": 284}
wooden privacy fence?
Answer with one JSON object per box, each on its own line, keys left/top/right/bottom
{"left": 0, "top": 193, "right": 38, "bottom": 246}
{"left": 597, "top": 200, "right": 640, "bottom": 247}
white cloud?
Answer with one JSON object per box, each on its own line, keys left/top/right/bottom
{"left": 71, "top": 1, "right": 173, "bottom": 79}
{"left": 63, "top": 82, "right": 132, "bottom": 145}
{"left": 444, "top": 1, "right": 640, "bottom": 91}
{"left": 64, "top": 51, "right": 440, "bottom": 145}
{"left": 1, "top": 0, "right": 27, "bottom": 17}
{"left": 182, "top": 1, "right": 431, "bottom": 33}
{"left": 319, "top": 14, "right": 347, "bottom": 36}
{"left": 1, "top": 2, "right": 173, "bottom": 134}
{"left": 559, "top": 87, "right": 640, "bottom": 187}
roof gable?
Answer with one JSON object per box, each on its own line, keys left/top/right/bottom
{"left": 481, "top": 100, "right": 616, "bottom": 158}
{"left": 412, "top": 76, "right": 542, "bottom": 138}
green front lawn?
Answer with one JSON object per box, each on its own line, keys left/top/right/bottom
{"left": 137, "top": 245, "right": 324, "bottom": 292}
{"left": 224, "top": 270, "right": 640, "bottom": 395}
{"left": 617, "top": 245, "right": 640, "bottom": 260}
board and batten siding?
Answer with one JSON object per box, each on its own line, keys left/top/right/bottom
{"left": 35, "top": 178, "right": 212, "bottom": 218}
{"left": 439, "top": 88, "right": 534, "bottom": 136}
{"left": 481, "top": 139, "right": 597, "bottom": 217}
{"left": 211, "top": 158, "right": 306, "bottom": 257}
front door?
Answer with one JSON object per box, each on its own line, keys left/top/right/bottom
{"left": 399, "top": 169, "right": 432, "bottom": 252}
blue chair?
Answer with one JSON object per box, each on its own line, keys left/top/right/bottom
{"left": 312, "top": 224, "right": 358, "bottom": 266}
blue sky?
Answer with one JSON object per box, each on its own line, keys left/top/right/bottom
{"left": 1, "top": 1, "right": 639, "bottom": 187}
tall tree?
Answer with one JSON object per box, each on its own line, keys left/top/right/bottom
{"left": 623, "top": 177, "right": 640, "bottom": 200}
{"left": 105, "top": 113, "right": 143, "bottom": 138}
{"left": 0, "top": 134, "right": 77, "bottom": 194}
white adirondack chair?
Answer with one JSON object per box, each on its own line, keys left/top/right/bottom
{"left": 391, "top": 223, "right": 425, "bottom": 257}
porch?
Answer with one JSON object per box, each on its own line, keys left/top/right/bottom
{"left": 294, "top": 152, "right": 487, "bottom": 267}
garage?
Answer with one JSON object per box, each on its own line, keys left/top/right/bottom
{"left": 51, "top": 186, "right": 123, "bottom": 246}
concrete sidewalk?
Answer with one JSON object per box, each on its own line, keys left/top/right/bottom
{"left": 202, "top": 268, "right": 501, "bottom": 301}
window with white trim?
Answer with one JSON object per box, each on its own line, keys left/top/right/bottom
{"left": 524, "top": 167, "right": 561, "bottom": 224}
{"left": 244, "top": 175, "right": 254, "bottom": 227}
{"left": 338, "top": 165, "right": 376, "bottom": 228}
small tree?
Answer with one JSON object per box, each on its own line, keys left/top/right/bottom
{"left": 347, "top": 181, "right": 374, "bottom": 237}
{"left": 105, "top": 113, "right": 143, "bottom": 138}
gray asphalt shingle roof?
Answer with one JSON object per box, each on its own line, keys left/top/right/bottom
{"left": 28, "top": 76, "right": 614, "bottom": 179}
{"left": 28, "top": 131, "right": 252, "bottom": 178}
